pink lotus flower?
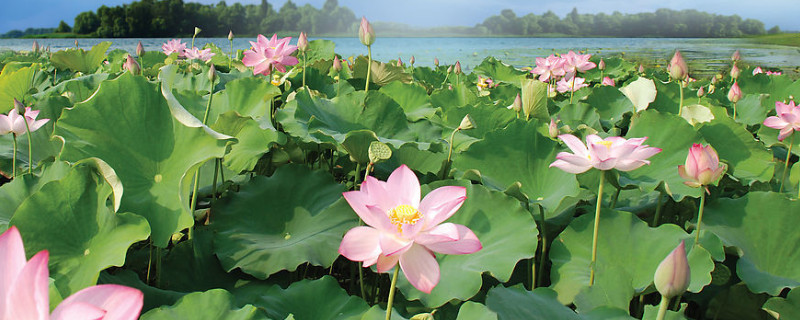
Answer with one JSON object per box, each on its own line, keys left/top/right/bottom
{"left": 531, "top": 55, "right": 566, "bottom": 82}
{"left": 556, "top": 76, "right": 588, "bottom": 93}
{"left": 654, "top": 241, "right": 690, "bottom": 299}
{"left": 678, "top": 144, "right": 726, "bottom": 192}
{"left": 763, "top": 100, "right": 800, "bottom": 141}
{"left": 242, "top": 34, "right": 299, "bottom": 76}
{"left": 668, "top": 50, "right": 688, "bottom": 80}
{"left": 601, "top": 76, "right": 615, "bottom": 86}
{"left": 183, "top": 47, "right": 215, "bottom": 62}
{"left": 753, "top": 67, "right": 763, "bottom": 75}
{"left": 476, "top": 76, "right": 496, "bottom": 90}
{"left": 0, "top": 106, "right": 49, "bottom": 136}
{"left": 766, "top": 71, "right": 782, "bottom": 76}
{"left": 338, "top": 165, "right": 481, "bottom": 293}
{"left": 727, "top": 81, "right": 742, "bottom": 103}
{"left": 0, "top": 226, "right": 143, "bottom": 319}
{"left": 161, "top": 39, "right": 186, "bottom": 57}
{"left": 561, "top": 51, "right": 596, "bottom": 76}
{"left": 550, "top": 134, "right": 662, "bottom": 174}
{"left": 730, "top": 64, "right": 740, "bottom": 79}
{"left": 358, "top": 17, "right": 375, "bottom": 46}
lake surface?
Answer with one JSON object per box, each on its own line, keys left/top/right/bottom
{"left": 2, "top": 37, "right": 799, "bottom": 75}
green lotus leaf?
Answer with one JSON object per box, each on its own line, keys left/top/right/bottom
{"left": 380, "top": 144, "right": 446, "bottom": 176}
{"left": 733, "top": 94, "right": 770, "bottom": 126}
{"left": 0, "top": 161, "right": 71, "bottom": 228}
{"left": 355, "top": 306, "right": 407, "bottom": 320}
{"left": 301, "top": 39, "right": 335, "bottom": 66}
{"left": 340, "top": 129, "right": 379, "bottom": 164}
{"left": 485, "top": 286, "right": 580, "bottom": 320}
{"left": 54, "top": 72, "right": 232, "bottom": 247}
{"left": 159, "top": 64, "right": 217, "bottom": 95}
{"left": 232, "top": 276, "right": 370, "bottom": 320}
{"left": 698, "top": 106, "right": 774, "bottom": 185}
{"left": 0, "top": 63, "right": 38, "bottom": 112}
{"left": 624, "top": 109, "right": 706, "bottom": 201}
{"left": 703, "top": 191, "right": 800, "bottom": 295}
{"left": 412, "top": 66, "right": 446, "bottom": 89}
{"left": 704, "top": 283, "right": 771, "bottom": 320}
{"left": 549, "top": 209, "right": 715, "bottom": 310}
{"left": 396, "top": 181, "right": 538, "bottom": 307}
{"left": 158, "top": 226, "right": 240, "bottom": 292}
{"left": 648, "top": 80, "right": 681, "bottom": 114}
{"left": 473, "top": 56, "right": 528, "bottom": 84}
{"left": 379, "top": 81, "right": 436, "bottom": 121}
{"left": 762, "top": 287, "right": 800, "bottom": 319}
{"left": 680, "top": 104, "right": 715, "bottom": 126}
{"left": 353, "top": 56, "right": 412, "bottom": 86}
{"left": 211, "top": 165, "right": 355, "bottom": 278}
{"left": 456, "top": 302, "right": 498, "bottom": 320}
{"left": 10, "top": 164, "right": 150, "bottom": 298}
{"left": 50, "top": 41, "right": 112, "bottom": 74}
{"left": 581, "top": 307, "right": 637, "bottom": 320}
{"left": 642, "top": 303, "right": 688, "bottom": 320}
{"left": 454, "top": 119, "right": 581, "bottom": 214}
{"left": 36, "top": 73, "right": 112, "bottom": 104}
{"left": 430, "top": 84, "right": 478, "bottom": 109}
{"left": 555, "top": 101, "right": 603, "bottom": 133}
{"left": 211, "top": 111, "right": 285, "bottom": 173}
{"left": 756, "top": 123, "right": 800, "bottom": 157}
{"left": 584, "top": 85, "right": 634, "bottom": 124}
{"left": 140, "top": 289, "right": 264, "bottom": 320}
{"left": 441, "top": 103, "right": 516, "bottom": 139}
{"left": 0, "top": 94, "right": 70, "bottom": 175}
{"left": 520, "top": 78, "right": 549, "bottom": 122}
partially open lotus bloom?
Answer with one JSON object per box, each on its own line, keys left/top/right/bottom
{"left": 123, "top": 55, "right": 141, "bottom": 75}
{"left": 161, "top": 39, "right": 186, "bottom": 57}
{"left": 359, "top": 17, "right": 375, "bottom": 46}
{"left": 0, "top": 105, "right": 50, "bottom": 136}
{"left": 654, "top": 241, "right": 691, "bottom": 299}
{"left": 763, "top": 100, "right": 800, "bottom": 141}
{"left": 0, "top": 226, "right": 143, "bottom": 320}
{"left": 727, "top": 81, "right": 742, "bottom": 103}
{"left": 556, "top": 76, "right": 588, "bottom": 93}
{"left": 476, "top": 76, "right": 496, "bottom": 90}
{"left": 531, "top": 55, "right": 566, "bottom": 82}
{"left": 550, "top": 134, "right": 662, "bottom": 174}
{"left": 668, "top": 50, "right": 688, "bottom": 80}
{"left": 242, "top": 34, "right": 299, "bottom": 76}
{"left": 183, "top": 47, "right": 215, "bottom": 62}
{"left": 601, "top": 76, "right": 615, "bottom": 86}
{"left": 338, "top": 165, "right": 482, "bottom": 293}
{"left": 561, "top": 50, "right": 596, "bottom": 76}
{"left": 678, "top": 144, "right": 726, "bottom": 192}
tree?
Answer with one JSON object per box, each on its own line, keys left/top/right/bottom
{"left": 55, "top": 20, "right": 72, "bottom": 33}
{"left": 73, "top": 11, "right": 99, "bottom": 34}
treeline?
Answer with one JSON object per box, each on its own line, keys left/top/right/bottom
{"left": 1, "top": 28, "right": 56, "bottom": 39}
{"left": 477, "top": 8, "right": 773, "bottom": 37}
{"left": 69, "top": 0, "right": 357, "bottom": 38}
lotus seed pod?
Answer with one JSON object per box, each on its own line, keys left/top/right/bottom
{"left": 459, "top": 114, "right": 475, "bottom": 130}
{"left": 194, "top": 27, "right": 202, "bottom": 36}
{"left": 368, "top": 141, "right": 392, "bottom": 164}
{"left": 654, "top": 241, "right": 690, "bottom": 299}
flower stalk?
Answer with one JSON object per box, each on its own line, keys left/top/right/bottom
{"left": 780, "top": 132, "right": 794, "bottom": 192}
{"left": 656, "top": 296, "right": 671, "bottom": 320}
{"left": 589, "top": 172, "right": 605, "bottom": 286}
{"left": 385, "top": 267, "right": 400, "bottom": 320}
{"left": 694, "top": 191, "right": 706, "bottom": 245}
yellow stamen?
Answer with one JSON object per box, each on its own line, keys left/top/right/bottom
{"left": 388, "top": 204, "right": 422, "bottom": 233}
{"left": 597, "top": 140, "right": 613, "bottom": 149}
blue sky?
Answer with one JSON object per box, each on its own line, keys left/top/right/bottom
{"left": 1, "top": 0, "right": 797, "bottom": 33}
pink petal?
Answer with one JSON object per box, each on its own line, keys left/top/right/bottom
{"left": 379, "top": 232, "right": 413, "bottom": 257}
{"left": 550, "top": 156, "right": 593, "bottom": 174}
{"left": 416, "top": 223, "right": 482, "bottom": 255}
{"left": 0, "top": 114, "right": 11, "bottom": 135}
{"left": 52, "top": 284, "right": 143, "bottom": 320}
{"left": 418, "top": 186, "right": 466, "bottom": 229}
{"left": 399, "top": 244, "right": 440, "bottom": 294}
{"left": 628, "top": 146, "right": 662, "bottom": 162}
{"left": 50, "top": 302, "right": 106, "bottom": 320}
{"left": 338, "top": 226, "right": 381, "bottom": 266}
{"left": 558, "top": 134, "right": 589, "bottom": 157}
{"left": 376, "top": 254, "right": 399, "bottom": 273}
{"left": 360, "top": 176, "right": 393, "bottom": 212}
{"left": 385, "top": 165, "right": 421, "bottom": 208}
{"left": 778, "top": 127, "right": 794, "bottom": 141}
{"left": 613, "top": 159, "right": 649, "bottom": 171}
{"left": 0, "top": 226, "right": 27, "bottom": 310}
{"left": 589, "top": 141, "right": 612, "bottom": 162}
{"left": 5, "top": 250, "right": 49, "bottom": 320}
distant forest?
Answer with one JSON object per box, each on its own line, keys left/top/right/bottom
{"left": 1, "top": 0, "right": 778, "bottom": 38}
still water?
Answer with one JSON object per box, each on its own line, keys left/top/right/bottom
{"left": 1, "top": 37, "right": 799, "bottom": 73}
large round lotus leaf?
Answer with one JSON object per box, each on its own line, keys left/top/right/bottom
{"left": 484, "top": 286, "right": 580, "bottom": 320}
{"left": 584, "top": 85, "right": 634, "bottom": 124}
{"left": 648, "top": 79, "right": 681, "bottom": 114}
{"left": 356, "top": 306, "right": 407, "bottom": 320}
{"left": 441, "top": 103, "right": 516, "bottom": 139}
{"left": 473, "top": 56, "right": 528, "bottom": 84}
{"left": 211, "top": 76, "right": 282, "bottom": 127}
{"left": 762, "top": 287, "right": 800, "bottom": 319}
{"left": 453, "top": 119, "right": 581, "bottom": 214}
{"left": 624, "top": 109, "right": 705, "bottom": 201}
{"left": 0, "top": 94, "right": 70, "bottom": 175}
{"left": 379, "top": 81, "right": 436, "bottom": 121}
{"left": 353, "top": 56, "right": 412, "bottom": 86}
{"left": 698, "top": 106, "right": 774, "bottom": 185}
{"left": 704, "top": 283, "right": 771, "bottom": 320}
{"left": 232, "top": 276, "right": 370, "bottom": 320}
{"left": 158, "top": 226, "right": 240, "bottom": 292}
{"left": 340, "top": 129, "right": 380, "bottom": 164}
{"left": 396, "top": 181, "right": 538, "bottom": 307}
{"left": 53, "top": 72, "right": 232, "bottom": 247}
{"left": 35, "top": 73, "right": 111, "bottom": 104}
{"left": 703, "top": 191, "right": 800, "bottom": 295}
{"left": 733, "top": 94, "right": 771, "bottom": 126}
{"left": 0, "top": 161, "right": 71, "bottom": 228}
{"left": 555, "top": 101, "right": 603, "bottom": 133}
{"left": 50, "top": 42, "right": 112, "bottom": 74}
{"left": 549, "top": 209, "right": 715, "bottom": 310}
{"left": 211, "top": 165, "right": 355, "bottom": 279}
{"left": 140, "top": 289, "right": 264, "bottom": 320}
{"left": 159, "top": 64, "right": 216, "bottom": 94}
{"left": 0, "top": 63, "right": 38, "bottom": 112}
{"left": 211, "top": 111, "right": 286, "bottom": 173}
{"left": 456, "top": 302, "right": 498, "bottom": 320}
{"left": 756, "top": 124, "right": 800, "bottom": 157}
{"left": 380, "top": 144, "right": 446, "bottom": 176}
{"left": 430, "top": 85, "right": 478, "bottom": 109}
{"left": 10, "top": 164, "right": 150, "bottom": 298}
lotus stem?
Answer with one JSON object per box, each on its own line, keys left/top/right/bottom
{"left": 365, "top": 46, "right": 372, "bottom": 93}
{"left": 189, "top": 79, "right": 215, "bottom": 240}
{"left": 212, "top": 159, "right": 220, "bottom": 203}
{"left": 228, "top": 41, "right": 233, "bottom": 70}
{"left": 536, "top": 204, "right": 548, "bottom": 289}
{"left": 302, "top": 51, "right": 307, "bottom": 89}
{"left": 780, "top": 133, "right": 794, "bottom": 193}
{"left": 694, "top": 191, "right": 706, "bottom": 246}
{"left": 589, "top": 172, "right": 605, "bottom": 286}
{"left": 385, "top": 267, "right": 400, "bottom": 320}
{"left": 444, "top": 127, "right": 460, "bottom": 180}
{"left": 23, "top": 116, "right": 33, "bottom": 175}
{"left": 11, "top": 134, "right": 17, "bottom": 178}
{"left": 652, "top": 187, "right": 665, "bottom": 227}
{"left": 678, "top": 81, "right": 684, "bottom": 116}
{"left": 610, "top": 187, "right": 621, "bottom": 209}
{"left": 656, "top": 296, "right": 671, "bottom": 320}
{"left": 733, "top": 102, "right": 737, "bottom": 120}
{"left": 570, "top": 76, "right": 576, "bottom": 104}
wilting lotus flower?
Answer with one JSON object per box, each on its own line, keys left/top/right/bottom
{"left": 161, "top": 39, "right": 186, "bottom": 57}
{"left": 242, "top": 34, "right": 299, "bottom": 76}
{"left": 531, "top": 55, "right": 566, "bottom": 82}
{"left": 730, "top": 64, "right": 740, "bottom": 79}
{"left": 763, "top": 100, "right": 800, "bottom": 141}
{"left": 727, "top": 82, "right": 742, "bottom": 103}
{"left": 556, "top": 76, "right": 588, "bottom": 93}
{"left": 654, "top": 241, "right": 691, "bottom": 299}
{"left": 297, "top": 32, "right": 309, "bottom": 52}
{"left": 123, "top": 55, "right": 141, "bottom": 75}
{"left": 338, "top": 165, "right": 482, "bottom": 293}
{"left": 0, "top": 226, "right": 143, "bottom": 319}
{"left": 678, "top": 144, "right": 726, "bottom": 192}
{"left": 359, "top": 17, "right": 375, "bottom": 46}
{"left": 668, "top": 50, "right": 688, "bottom": 80}
{"left": 561, "top": 50, "right": 596, "bottom": 76}
{"left": 476, "top": 76, "right": 496, "bottom": 90}
{"left": 0, "top": 105, "right": 49, "bottom": 136}
{"left": 183, "top": 47, "right": 215, "bottom": 62}
{"left": 601, "top": 76, "right": 615, "bottom": 86}
{"left": 550, "top": 134, "right": 662, "bottom": 174}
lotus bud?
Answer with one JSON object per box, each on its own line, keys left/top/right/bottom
{"left": 446, "top": 65, "right": 452, "bottom": 74}
{"left": 601, "top": 76, "right": 615, "bottom": 86}
{"left": 297, "top": 32, "right": 309, "bottom": 52}
{"left": 458, "top": 114, "right": 475, "bottom": 130}
{"left": 358, "top": 17, "right": 375, "bottom": 46}
{"left": 678, "top": 144, "right": 726, "bottom": 190}
{"left": 13, "top": 98, "right": 24, "bottom": 114}
{"left": 74, "top": 39, "right": 79, "bottom": 48}
{"left": 454, "top": 61, "right": 462, "bottom": 74}
{"left": 638, "top": 64, "right": 645, "bottom": 73}
{"left": 396, "top": 57, "right": 402, "bottom": 67}
{"left": 409, "top": 55, "right": 415, "bottom": 66}
{"left": 668, "top": 50, "right": 688, "bottom": 81}
{"left": 729, "top": 63, "right": 740, "bottom": 79}
{"left": 228, "top": 30, "right": 234, "bottom": 41}
{"left": 208, "top": 64, "right": 217, "bottom": 82}
{"left": 548, "top": 118, "right": 559, "bottom": 138}
{"left": 710, "top": 75, "right": 719, "bottom": 84}
{"left": 333, "top": 57, "right": 342, "bottom": 72}
{"left": 123, "top": 55, "right": 141, "bottom": 75}
{"left": 32, "top": 40, "right": 39, "bottom": 53}
{"left": 136, "top": 41, "right": 144, "bottom": 57}
{"left": 598, "top": 58, "right": 605, "bottom": 70}
{"left": 731, "top": 50, "right": 741, "bottom": 61}
{"left": 697, "top": 86, "right": 705, "bottom": 98}
{"left": 512, "top": 93, "right": 522, "bottom": 112}
{"left": 727, "top": 81, "right": 742, "bottom": 103}
{"left": 654, "top": 241, "right": 690, "bottom": 299}
{"left": 434, "top": 57, "right": 439, "bottom": 67}
{"left": 194, "top": 27, "right": 202, "bottom": 37}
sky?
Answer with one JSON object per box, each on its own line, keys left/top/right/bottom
{"left": 1, "top": 0, "right": 797, "bottom": 34}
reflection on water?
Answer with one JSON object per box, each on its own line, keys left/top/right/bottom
{"left": 1, "top": 37, "right": 798, "bottom": 75}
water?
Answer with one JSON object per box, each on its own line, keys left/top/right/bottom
{"left": 2, "top": 37, "right": 799, "bottom": 74}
